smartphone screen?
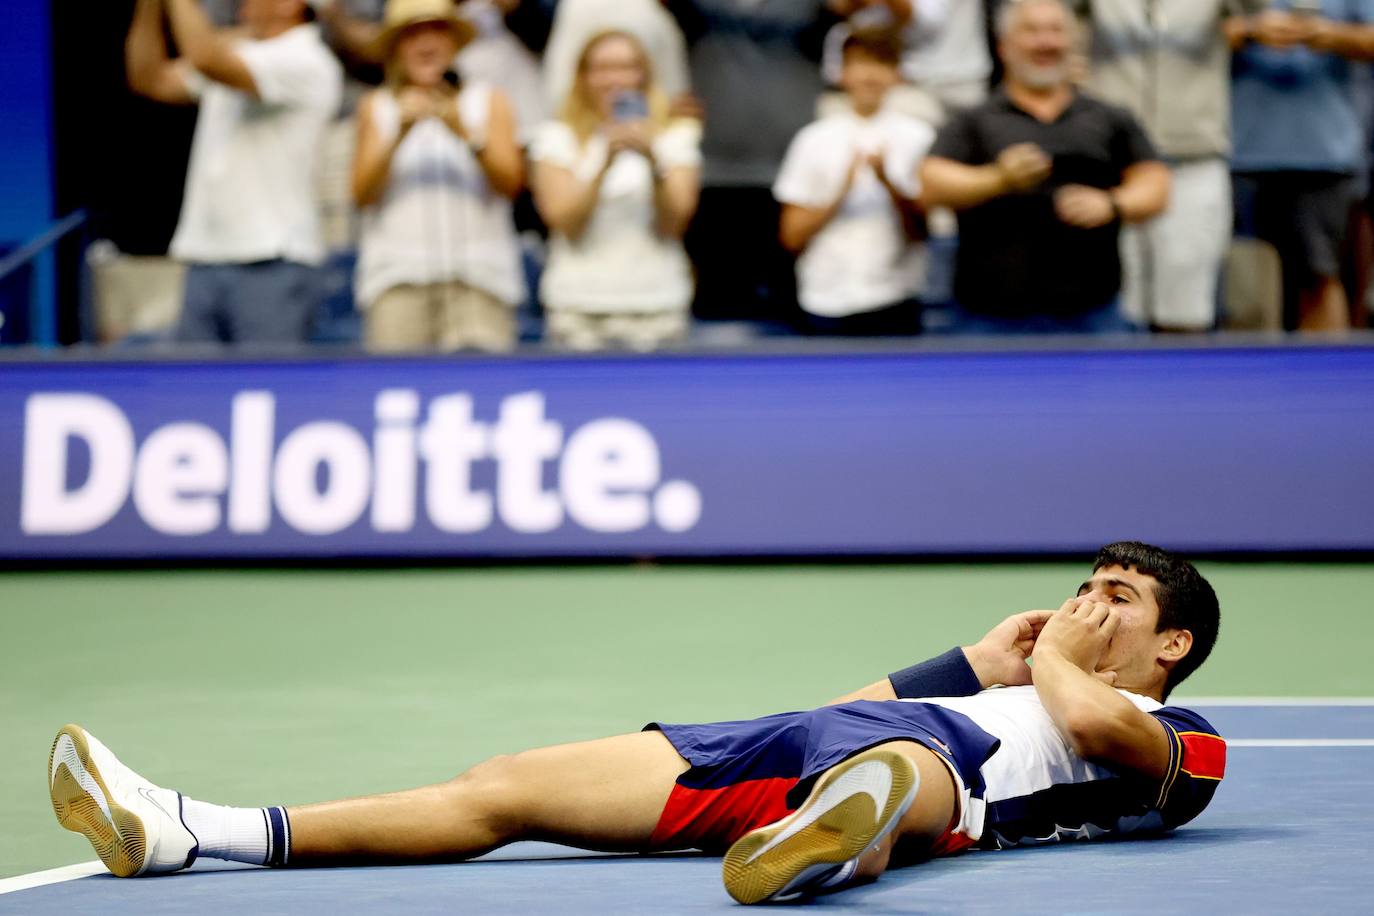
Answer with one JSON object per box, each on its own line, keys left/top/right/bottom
{"left": 612, "top": 92, "right": 649, "bottom": 122}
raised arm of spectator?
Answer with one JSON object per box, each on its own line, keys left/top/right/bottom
{"left": 1226, "top": 7, "right": 1374, "bottom": 61}
{"left": 651, "top": 159, "right": 701, "bottom": 240}
{"left": 920, "top": 142, "right": 1052, "bottom": 211}
{"left": 1109, "top": 160, "right": 1170, "bottom": 222}
{"left": 533, "top": 156, "right": 615, "bottom": 243}
{"left": 872, "top": 152, "right": 928, "bottom": 242}
{"left": 352, "top": 90, "right": 417, "bottom": 208}
{"left": 439, "top": 89, "right": 526, "bottom": 200}
{"left": 163, "top": 0, "right": 260, "bottom": 96}
{"left": 1304, "top": 14, "right": 1374, "bottom": 60}
{"left": 779, "top": 156, "right": 863, "bottom": 254}
{"left": 125, "top": 0, "right": 195, "bottom": 104}
{"left": 1222, "top": 4, "right": 1307, "bottom": 50}
{"left": 316, "top": 0, "right": 385, "bottom": 65}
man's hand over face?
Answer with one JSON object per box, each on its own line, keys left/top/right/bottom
{"left": 1033, "top": 597, "right": 1121, "bottom": 684}
{"left": 964, "top": 610, "right": 1053, "bottom": 688}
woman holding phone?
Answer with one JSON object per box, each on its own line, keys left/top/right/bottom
{"left": 530, "top": 30, "right": 702, "bottom": 351}
{"left": 351, "top": 0, "right": 525, "bottom": 352}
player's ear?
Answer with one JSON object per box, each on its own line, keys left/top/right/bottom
{"left": 1157, "top": 628, "right": 1192, "bottom": 667}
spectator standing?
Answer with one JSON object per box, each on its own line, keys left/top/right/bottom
{"left": 664, "top": 0, "right": 845, "bottom": 324}
{"left": 1230, "top": 1, "right": 1374, "bottom": 332}
{"left": 920, "top": 0, "right": 1170, "bottom": 334}
{"left": 530, "top": 31, "right": 702, "bottom": 350}
{"left": 351, "top": 0, "right": 526, "bottom": 352}
{"left": 1080, "top": 0, "right": 1270, "bottom": 333}
{"left": 775, "top": 29, "right": 934, "bottom": 335}
{"left": 125, "top": 0, "right": 343, "bottom": 344}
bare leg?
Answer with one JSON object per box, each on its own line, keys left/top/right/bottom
{"left": 287, "top": 731, "right": 690, "bottom": 865}
{"left": 851, "top": 742, "right": 958, "bottom": 881}
{"left": 1299, "top": 277, "right": 1351, "bottom": 332}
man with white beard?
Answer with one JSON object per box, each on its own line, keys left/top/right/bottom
{"left": 920, "top": 0, "right": 1170, "bottom": 334}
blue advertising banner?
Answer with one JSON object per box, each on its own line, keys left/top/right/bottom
{"left": 1, "top": 344, "right": 1372, "bottom": 559}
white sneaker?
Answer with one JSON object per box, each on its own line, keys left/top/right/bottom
{"left": 48, "top": 724, "right": 199, "bottom": 877}
{"left": 722, "top": 747, "right": 918, "bottom": 905}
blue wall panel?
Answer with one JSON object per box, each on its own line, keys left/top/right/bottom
{"left": 1, "top": 346, "right": 1371, "bottom": 559}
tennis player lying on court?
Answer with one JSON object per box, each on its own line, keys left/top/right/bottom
{"left": 49, "top": 541, "right": 1226, "bottom": 904}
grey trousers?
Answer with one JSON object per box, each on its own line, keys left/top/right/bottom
{"left": 174, "top": 260, "right": 319, "bottom": 344}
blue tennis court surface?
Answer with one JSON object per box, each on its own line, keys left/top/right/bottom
{"left": 4, "top": 704, "right": 1371, "bottom": 915}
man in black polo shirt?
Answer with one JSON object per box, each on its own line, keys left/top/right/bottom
{"left": 921, "top": 0, "right": 1170, "bottom": 333}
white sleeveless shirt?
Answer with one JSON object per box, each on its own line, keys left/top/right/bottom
{"left": 355, "top": 85, "right": 525, "bottom": 309}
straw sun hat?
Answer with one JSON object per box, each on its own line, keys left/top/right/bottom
{"left": 369, "top": 0, "right": 477, "bottom": 61}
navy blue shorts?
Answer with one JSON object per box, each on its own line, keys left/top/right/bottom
{"left": 645, "top": 700, "right": 999, "bottom": 853}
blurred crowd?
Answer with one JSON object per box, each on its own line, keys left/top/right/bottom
{"left": 96, "top": 0, "right": 1374, "bottom": 350}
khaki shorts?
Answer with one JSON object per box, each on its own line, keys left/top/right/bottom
{"left": 545, "top": 308, "right": 689, "bottom": 352}
{"left": 365, "top": 281, "right": 516, "bottom": 353}
{"left": 91, "top": 254, "right": 186, "bottom": 342}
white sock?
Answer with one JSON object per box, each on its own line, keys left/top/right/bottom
{"left": 180, "top": 799, "right": 292, "bottom": 866}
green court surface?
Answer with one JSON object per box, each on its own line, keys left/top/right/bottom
{"left": 3, "top": 560, "right": 1371, "bottom": 880}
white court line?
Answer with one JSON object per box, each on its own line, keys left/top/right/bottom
{"left": 1230, "top": 739, "right": 1374, "bottom": 747}
{"left": 0, "top": 861, "right": 105, "bottom": 895}
{"left": 1175, "top": 697, "right": 1374, "bottom": 706}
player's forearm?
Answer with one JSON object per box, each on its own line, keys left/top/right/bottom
{"left": 828, "top": 645, "right": 983, "bottom": 705}
{"left": 1030, "top": 649, "right": 1159, "bottom": 771}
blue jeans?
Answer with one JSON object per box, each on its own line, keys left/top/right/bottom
{"left": 175, "top": 260, "right": 319, "bottom": 344}
{"left": 935, "top": 297, "right": 1141, "bottom": 336}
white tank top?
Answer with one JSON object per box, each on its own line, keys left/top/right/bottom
{"left": 354, "top": 85, "right": 525, "bottom": 308}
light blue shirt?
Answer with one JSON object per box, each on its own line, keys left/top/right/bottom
{"left": 1231, "top": 0, "right": 1374, "bottom": 173}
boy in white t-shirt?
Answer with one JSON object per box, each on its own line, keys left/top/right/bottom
{"left": 774, "top": 28, "right": 936, "bottom": 335}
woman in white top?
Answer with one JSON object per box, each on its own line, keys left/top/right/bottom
{"left": 351, "top": 0, "right": 525, "bottom": 352}
{"left": 530, "top": 30, "right": 701, "bottom": 352}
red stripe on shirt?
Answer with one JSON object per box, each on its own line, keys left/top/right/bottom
{"left": 1178, "top": 731, "right": 1227, "bottom": 780}
{"left": 650, "top": 777, "right": 799, "bottom": 852}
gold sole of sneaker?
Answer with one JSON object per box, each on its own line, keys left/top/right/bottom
{"left": 722, "top": 748, "right": 916, "bottom": 905}
{"left": 49, "top": 724, "right": 148, "bottom": 878}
